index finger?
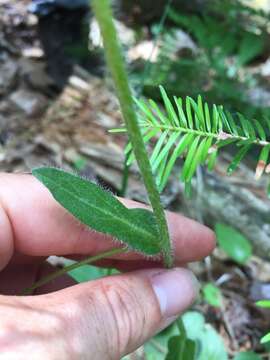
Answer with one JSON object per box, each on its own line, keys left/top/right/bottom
{"left": 0, "top": 173, "right": 215, "bottom": 269}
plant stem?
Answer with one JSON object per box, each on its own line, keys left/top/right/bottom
{"left": 92, "top": 0, "right": 173, "bottom": 267}
{"left": 119, "top": 150, "right": 131, "bottom": 197}
{"left": 22, "top": 248, "right": 127, "bottom": 295}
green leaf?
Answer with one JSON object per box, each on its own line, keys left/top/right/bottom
{"left": 174, "top": 97, "right": 187, "bottom": 127}
{"left": 165, "top": 318, "right": 196, "bottom": 360}
{"left": 185, "top": 138, "right": 207, "bottom": 182}
{"left": 134, "top": 97, "right": 159, "bottom": 126}
{"left": 186, "top": 97, "right": 194, "bottom": 129}
{"left": 256, "top": 300, "right": 270, "bottom": 308}
{"left": 227, "top": 144, "right": 252, "bottom": 175}
{"left": 150, "top": 130, "right": 170, "bottom": 165}
{"left": 202, "top": 283, "right": 222, "bottom": 308}
{"left": 226, "top": 111, "right": 239, "bottom": 136}
{"left": 237, "top": 32, "right": 264, "bottom": 66}
{"left": 183, "top": 311, "right": 228, "bottom": 360}
{"left": 152, "top": 132, "right": 181, "bottom": 173}
{"left": 181, "top": 136, "right": 201, "bottom": 181}
{"left": 160, "top": 133, "right": 194, "bottom": 191}
{"left": 215, "top": 223, "right": 252, "bottom": 264}
{"left": 261, "top": 332, "right": 270, "bottom": 344}
{"left": 165, "top": 336, "right": 196, "bottom": 360}
{"left": 160, "top": 86, "right": 179, "bottom": 126}
{"left": 204, "top": 102, "right": 211, "bottom": 132}
{"left": 32, "top": 167, "right": 161, "bottom": 255}
{"left": 254, "top": 119, "right": 266, "bottom": 141}
{"left": 233, "top": 351, "right": 262, "bottom": 360}
{"left": 149, "top": 99, "right": 169, "bottom": 125}
{"left": 201, "top": 137, "right": 213, "bottom": 163}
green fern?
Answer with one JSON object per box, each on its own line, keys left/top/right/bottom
{"left": 112, "top": 86, "right": 270, "bottom": 192}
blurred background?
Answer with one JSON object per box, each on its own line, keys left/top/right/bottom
{"left": 1, "top": 0, "right": 270, "bottom": 359}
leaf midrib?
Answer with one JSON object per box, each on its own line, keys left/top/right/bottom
{"left": 141, "top": 123, "right": 270, "bottom": 147}
{"left": 43, "top": 174, "right": 158, "bottom": 242}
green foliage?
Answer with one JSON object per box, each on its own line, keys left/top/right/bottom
{"left": 233, "top": 352, "right": 262, "bottom": 360}
{"left": 202, "top": 283, "right": 222, "bottom": 308}
{"left": 139, "top": 0, "right": 270, "bottom": 118}
{"left": 215, "top": 223, "right": 252, "bottom": 264}
{"left": 168, "top": 5, "right": 265, "bottom": 67}
{"left": 256, "top": 300, "right": 270, "bottom": 308}
{"left": 32, "top": 167, "right": 161, "bottom": 256}
{"left": 114, "top": 87, "right": 270, "bottom": 192}
{"left": 182, "top": 311, "right": 228, "bottom": 360}
{"left": 260, "top": 333, "right": 270, "bottom": 344}
{"left": 165, "top": 319, "right": 196, "bottom": 360}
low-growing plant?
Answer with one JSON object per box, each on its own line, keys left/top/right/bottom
{"left": 25, "top": 0, "right": 270, "bottom": 358}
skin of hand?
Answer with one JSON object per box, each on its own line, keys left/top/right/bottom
{"left": 0, "top": 173, "right": 215, "bottom": 360}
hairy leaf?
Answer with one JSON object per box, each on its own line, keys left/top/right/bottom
{"left": 33, "top": 167, "right": 161, "bottom": 255}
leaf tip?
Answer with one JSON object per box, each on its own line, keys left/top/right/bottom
{"left": 255, "top": 160, "right": 265, "bottom": 180}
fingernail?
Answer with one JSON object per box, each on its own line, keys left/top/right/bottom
{"left": 151, "top": 268, "right": 200, "bottom": 319}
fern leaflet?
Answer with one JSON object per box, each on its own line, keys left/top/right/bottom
{"left": 111, "top": 86, "right": 270, "bottom": 192}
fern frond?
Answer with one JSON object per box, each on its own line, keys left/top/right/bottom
{"left": 112, "top": 86, "right": 270, "bottom": 192}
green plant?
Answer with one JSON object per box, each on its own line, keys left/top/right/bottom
{"left": 165, "top": 318, "right": 196, "bottom": 360}
{"left": 140, "top": 0, "right": 270, "bottom": 118}
{"left": 202, "top": 283, "right": 222, "bottom": 308}
{"left": 25, "top": 0, "right": 173, "bottom": 297}
{"left": 24, "top": 0, "right": 270, "bottom": 358}
{"left": 91, "top": 0, "right": 172, "bottom": 268}
{"left": 113, "top": 86, "right": 270, "bottom": 194}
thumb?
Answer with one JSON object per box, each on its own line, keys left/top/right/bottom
{"left": 53, "top": 268, "right": 199, "bottom": 359}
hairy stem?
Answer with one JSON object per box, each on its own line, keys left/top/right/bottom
{"left": 92, "top": 0, "right": 173, "bottom": 267}
{"left": 22, "top": 248, "right": 127, "bottom": 295}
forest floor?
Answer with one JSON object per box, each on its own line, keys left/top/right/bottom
{"left": 1, "top": 1, "right": 270, "bottom": 359}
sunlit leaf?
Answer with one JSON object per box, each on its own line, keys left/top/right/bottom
{"left": 261, "top": 332, "right": 270, "bottom": 344}
{"left": 256, "top": 300, "right": 270, "bottom": 308}
{"left": 202, "top": 283, "right": 222, "bottom": 308}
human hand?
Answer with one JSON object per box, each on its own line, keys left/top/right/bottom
{"left": 0, "top": 173, "right": 215, "bottom": 359}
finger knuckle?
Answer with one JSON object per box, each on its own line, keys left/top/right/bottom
{"left": 98, "top": 278, "right": 147, "bottom": 357}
